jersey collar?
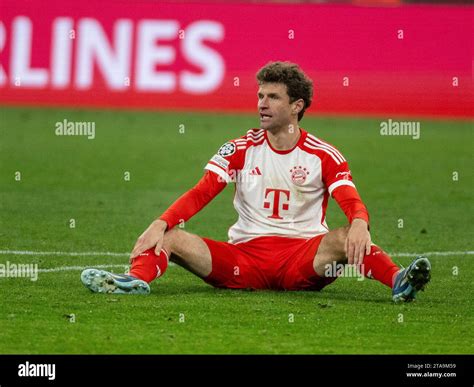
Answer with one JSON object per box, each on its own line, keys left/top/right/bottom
{"left": 264, "top": 128, "right": 308, "bottom": 155}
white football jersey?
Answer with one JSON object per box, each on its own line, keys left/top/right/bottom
{"left": 205, "top": 128, "right": 355, "bottom": 244}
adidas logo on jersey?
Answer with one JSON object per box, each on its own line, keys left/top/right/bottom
{"left": 249, "top": 166, "right": 262, "bottom": 176}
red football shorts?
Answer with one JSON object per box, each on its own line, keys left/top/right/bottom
{"left": 201, "top": 235, "right": 337, "bottom": 291}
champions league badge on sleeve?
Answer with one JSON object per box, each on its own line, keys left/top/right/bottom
{"left": 218, "top": 142, "right": 236, "bottom": 157}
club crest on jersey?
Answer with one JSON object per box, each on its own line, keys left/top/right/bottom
{"left": 218, "top": 142, "right": 236, "bottom": 157}
{"left": 290, "top": 166, "right": 309, "bottom": 185}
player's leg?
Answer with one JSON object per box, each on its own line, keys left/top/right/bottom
{"left": 312, "top": 225, "right": 399, "bottom": 286}
{"left": 130, "top": 228, "right": 265, "bottom": 289}
{"left": 81, "top": 229, "right": 212, "bottom": 294}
{"left": 162, "top": 228, "right": 212, "bottom": 277}
{"left": 117, "top": 228, "right": 213, "bottom": 289}
{"left": 125, "top": 227, "right": 212, "bottom": 282}
{"left": 81, "top": 228, "right": 244, "bottom": 294}
{"left": 124, "top": 228, "right": 212, "bottom": 284}
{"left": 312, "top": 226, "right": 431, "bottom": 302}
{"left": 312, "top": 226, "right": 350, "bottom": 276}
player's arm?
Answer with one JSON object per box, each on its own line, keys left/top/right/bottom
{"left": 323, "top": 152, "right": 371, "bottom": 266}
{"left": 130, "top": 139, "right": 242, "bottom": 259}
{"left": 130, "top": 171, "right": 226, "bottom": 259}
{"left": 331, "top": 185, "right": 371, "bottom": 266}
{"left": 159, "top": 170, "right": 226, "bottom": 230}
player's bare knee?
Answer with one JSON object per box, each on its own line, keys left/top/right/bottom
{"left": 163, "top": 228, "right": 185, "bottom": 253}
{"left": 317, "top": 227, "right": 347, "bottom": 264}
{"left": 341, "top": 224, "right": 350, "bottom": 237}
{"left": 333, "top": 226, "right": 349, "bottom": 257}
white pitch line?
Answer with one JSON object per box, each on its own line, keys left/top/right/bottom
{"left": 38, "top": 264, "right": 129, "bottom": 273}
{"left": 0, "top": 249, "right": 471, "bottom": 274}
{"left": 0, "top": 250, "right": 129, "bottom": 257}
{"left": 0, "top": 249, "right": 473, "bottom": 258}
{"left": 390, "top": 251, "right": 473, "bottom": 257}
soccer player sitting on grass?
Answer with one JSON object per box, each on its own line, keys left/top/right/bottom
{"left": 81, "top": 61, "right": 431, "bottom": 303}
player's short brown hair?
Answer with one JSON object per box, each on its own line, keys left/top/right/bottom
{"left": 256, "top": 61, "right": 313, "bottom": 121}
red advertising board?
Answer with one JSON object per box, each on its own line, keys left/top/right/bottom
{"left": 0, "top": 1, "right": 471, "bottom": 118}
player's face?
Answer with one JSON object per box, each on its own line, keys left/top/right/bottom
{"left": 257, "top": 83, "right": 294, "bottom": 131}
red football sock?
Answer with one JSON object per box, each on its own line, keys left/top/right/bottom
{"left": 360, "top": 245, "right": 399, "bottom": 288}
{"left": 128, "top": 248, "right": 169, "bottom": 283}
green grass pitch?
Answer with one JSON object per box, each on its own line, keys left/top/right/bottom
{"left": 0, "top": 106, "right": 472, "bottom": 354}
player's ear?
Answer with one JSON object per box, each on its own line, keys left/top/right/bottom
{"left": 292, "top": 99, "right": 304, "bottom": 115}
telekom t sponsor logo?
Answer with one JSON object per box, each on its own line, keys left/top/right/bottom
{"left": 0, "top": 16, "right": 225, "bottom": 93}
{"left": 263, "top": 188, "right": 290, "bottom": 219}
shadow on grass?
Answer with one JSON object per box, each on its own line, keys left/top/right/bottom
{"left": 149, "top": 281, "right": 392, "bottom": 304}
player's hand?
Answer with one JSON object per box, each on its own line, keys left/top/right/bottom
{"left": 130, "top": 219, "right": 168, "bottom": 262}
{"left": 345, "top": 218, "right": 371, "bottom": 266}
